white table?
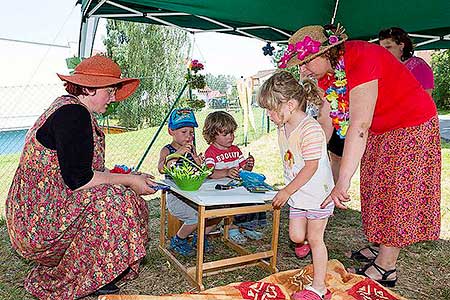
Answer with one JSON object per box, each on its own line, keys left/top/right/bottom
{"left": 158, "top": 179, "right": 281, "bottom": 291}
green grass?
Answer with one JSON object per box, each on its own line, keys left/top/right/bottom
{"left": 0, "top": 125, "right": 449, "bottom": 299}
{"left": 438, "top": 108, "right": 450, "bottom": 116}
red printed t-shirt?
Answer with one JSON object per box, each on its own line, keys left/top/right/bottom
{"left": 318, "top": 40, "right": 436, "bottom": 134}
{"left": 204, "top": 144, "right": 247, "bottom": 170}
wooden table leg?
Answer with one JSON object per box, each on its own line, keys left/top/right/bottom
{"left": 270, "top": 208, "right": 280, "bottom": 272}
{"left": 195, "top": 205, "right": 206, "bottom": 290}
{"left": 159, "top": 191, "right": 167, "bottom": 248}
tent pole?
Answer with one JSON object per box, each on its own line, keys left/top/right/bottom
{"left": 136, "top": 82, "right": 188, "bottom": 171}
{"left": 330, "top": 0, "right": 340, "bottom": 24}
{"left": 78, "top": 16, "right": 99, "bottom": 58}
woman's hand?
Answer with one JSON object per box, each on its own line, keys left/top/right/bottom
{"left": 272, "top": 188, "right": 290, "bottom": 209}
{"left": 129, "top": 173, "right": 157, "bottom": 195}
{"left": 321, "top": 179, "right": 350, "bottom": 209}
{"left": 226, "top": 167, "right": 240, "bottom": 179}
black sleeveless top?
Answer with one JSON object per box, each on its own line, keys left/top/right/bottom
{"left": 164, "top": 144, "right": 196, "bottom": 179}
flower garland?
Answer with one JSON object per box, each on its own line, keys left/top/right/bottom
{"left": 324, "top": 56, "right": 349, "bottom": 139}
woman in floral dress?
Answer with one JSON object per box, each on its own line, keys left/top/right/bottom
{"left": 5, "top": 55, "right": 157, "bottom": 299}
{"left": 278, "top": 24, "right": 440, "bottom": 290}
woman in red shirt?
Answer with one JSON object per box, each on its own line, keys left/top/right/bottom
{"left": 279, "top": 24, "right": 440, "bottom": 289}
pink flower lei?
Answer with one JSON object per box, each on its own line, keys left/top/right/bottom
{"left": 324, "top": 56, "right": 349, "bottom": 139}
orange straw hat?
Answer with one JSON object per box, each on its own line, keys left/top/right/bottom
{"left": 279, "top": 24, "right": 348, "bottom": 68}
{"left": 57, "top": 55, "right": 140, "bottom": 101}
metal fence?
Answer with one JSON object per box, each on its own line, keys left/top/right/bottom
{"left": 0, "top": 79, "right": 272, "bottom": 209}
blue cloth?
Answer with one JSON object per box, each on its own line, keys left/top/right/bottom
{"left": 239, "top": 170, "right": 274, "bottom": 192}
{"left": 168, "top": 108, "right": 198, "bottom": 130}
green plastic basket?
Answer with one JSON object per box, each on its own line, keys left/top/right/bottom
{"left": 172, "top": 174, "right": 208, "bottom": 191}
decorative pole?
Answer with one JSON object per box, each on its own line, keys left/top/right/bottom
{"left": 136, "top": 82, "right": 188, "bottom": 171}
{"left": 136, "top": 59, "right": 206, "bottom": 171}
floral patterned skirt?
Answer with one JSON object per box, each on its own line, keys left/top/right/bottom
{"left": 360, "top": 115, "right": 441, "bottom": 248}
{"left": 7, "top": 183, "right": 149, "bottom": 299}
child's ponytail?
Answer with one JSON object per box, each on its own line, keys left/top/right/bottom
{"left": 300, "top": 78, "right": 323, "bottom": 108}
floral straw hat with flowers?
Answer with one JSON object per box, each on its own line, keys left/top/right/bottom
{"left": 57, "top": 55, "right": 140, "bottom": 101}
{"left": 279, "top": 24, "right": 350, "bottom": 139}
{"left": 279, "top": 24, "right": 348, "bottom": 69}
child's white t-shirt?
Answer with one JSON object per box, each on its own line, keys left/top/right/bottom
{"left": 278, "top": 116, "right": 335, "bottom": 210}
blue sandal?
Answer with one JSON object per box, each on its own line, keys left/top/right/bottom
{"left": 227, "top": 228, "right": 248, "bottom": 244}
{"left": 191, "top": 234, "right": 213, "bottom": 253}
{"left": 241, "top": 229, "right": 263, "bottom": 240}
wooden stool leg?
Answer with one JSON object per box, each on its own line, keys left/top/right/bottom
{"left": 160, "top": 191, "right": 167, "bottom": 248}
{"left": 223, "top": 216, "right": 232, "bottom": 241}
{"left": 168, "top": 211, "right": 182, "bottom": 238}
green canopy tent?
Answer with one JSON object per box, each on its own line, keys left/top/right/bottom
{"left": 77, "top": 0, "right": 450, "bottom": 169}
{"left": 78, "top": 0, "right": 450, "bottom": 57}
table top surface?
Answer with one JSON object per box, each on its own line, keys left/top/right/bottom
{"left": 162, "top": 178, "right": 276, "bottom": 206}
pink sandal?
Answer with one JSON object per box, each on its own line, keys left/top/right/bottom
{"left": 292, "top": 286, "right": 331, "bottom": 300}
{"left": 295, "top": 243, "right": 311, "bottom": 258}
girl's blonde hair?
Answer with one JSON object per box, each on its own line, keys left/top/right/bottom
{"left": 257, "top": 71, "right": 323, "bottom": 113}
{"left": 203, "top": 111, "right": 238, "bottom": 144}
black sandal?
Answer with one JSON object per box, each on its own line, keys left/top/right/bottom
{"left": 350, "top": 246, "right": 379, "bottom": 262}
{"left": 92, "top": 267, "right": 130, "bottom": 296}
{"left": 356, "top": 261, "right": 397, "bottom": 287}
{"left": 94, "top": 282, "right": 120, "bottom": 295}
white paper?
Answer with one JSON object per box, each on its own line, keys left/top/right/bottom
{"left": 162, "top": 179, "right": 276, "bottom": 206}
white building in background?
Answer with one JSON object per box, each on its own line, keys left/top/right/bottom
{"left": 0, "top": 39, "right": 77, "bottom": 130}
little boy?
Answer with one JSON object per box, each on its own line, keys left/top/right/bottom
{"left": 202, "top": 111, "right": 265, "bottom": 244}
{"left": 158, "top": 108, "right": 220, "bottom": 256}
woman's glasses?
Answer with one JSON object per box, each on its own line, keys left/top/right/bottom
{"left": 106, "top": 87, "right": 118, "bottom": 97}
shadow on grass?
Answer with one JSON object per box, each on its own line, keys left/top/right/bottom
{"left": 1, "top": 201, "right": 450, "bottom": 300}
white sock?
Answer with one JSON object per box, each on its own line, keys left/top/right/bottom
{"left": 305, "top": 285, "right": 327, "bottom": 298}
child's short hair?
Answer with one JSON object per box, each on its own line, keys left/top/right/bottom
{"left": 257, "top": 71, "right": 322, "bottom": 112}
{"left": 203, "top": 111, "right": 238, "bottom": 144}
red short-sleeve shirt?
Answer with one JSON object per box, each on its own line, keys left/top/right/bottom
{"left": 319, "top": 40, "right": 436, "bottom": 134}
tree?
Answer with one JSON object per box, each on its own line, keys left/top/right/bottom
{"left": 432, "top": 50, "right": 450, "bottom": 110}
{"left": 205, "top": 73, "right": 236, "bottom": 93}
{"left": 104, "top": 20, "right": 191, "bottom": 128}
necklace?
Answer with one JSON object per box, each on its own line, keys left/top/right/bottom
{"left": 324, "top": 56, "right": 349, "bottom": 139}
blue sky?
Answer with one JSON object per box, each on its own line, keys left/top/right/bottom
{"left": 1, "top": 1, "right": 274, "bottom": 86}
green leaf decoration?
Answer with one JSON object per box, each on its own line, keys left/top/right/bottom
{"left": 65, "top": 56, "right": 82, "bottom": 72}
{"left": 103, "top": 102, "right": 120, "bottom": 117}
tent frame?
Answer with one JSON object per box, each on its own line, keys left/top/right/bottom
{"left": 79, "top": 0, "right": 450, "bottom": 57}
{"left": 78, "top": 0, "right": 296, "bottom": 57}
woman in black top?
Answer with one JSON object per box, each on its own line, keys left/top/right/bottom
{"left": 6, "top": 55, "right": 157, "bottom": 299}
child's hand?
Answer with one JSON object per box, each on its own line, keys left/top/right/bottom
{"left": 193, "top": 152, "right": 205, "bottom": 165}
{"left": 227, "top": 167, "right": 240, "bottom": 179}
{"left": 176, "top": 143, "right": 194, "bottom": 156}
{"left": 272, "top": 189, "right": 290, "bottom": 209}
{"left": 245, "top": 153, "right": 255, "bottom": 170}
